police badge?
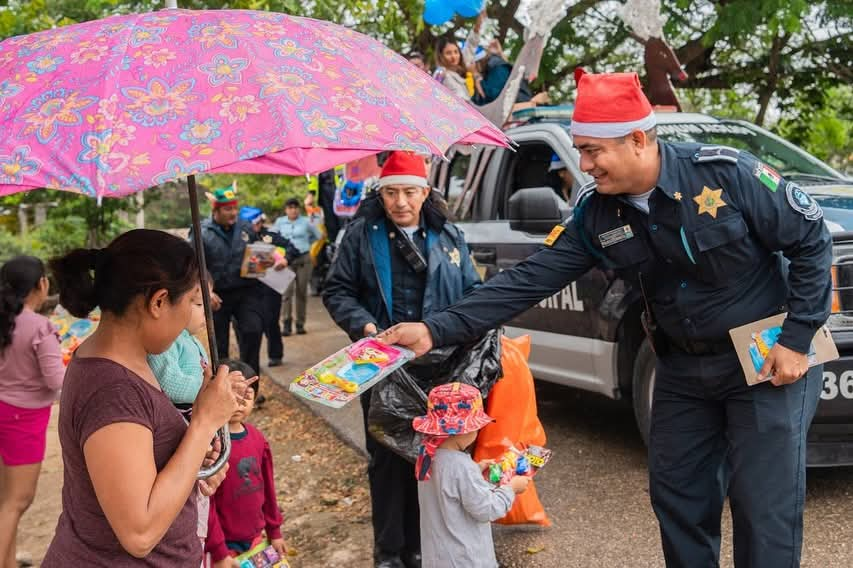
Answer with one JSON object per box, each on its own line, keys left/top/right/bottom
{"left": 785, "top": 182, "right": 823, "bottom": 221}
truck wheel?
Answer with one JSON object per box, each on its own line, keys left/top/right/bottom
{"left": 632, "top": 338, "right": 656, "bottom": 445}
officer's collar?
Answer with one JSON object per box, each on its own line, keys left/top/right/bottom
{"left": 652, "top": 141, "right": 680, "bottom": 201}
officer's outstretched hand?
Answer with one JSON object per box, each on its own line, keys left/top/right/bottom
{"left": 758, "top": 343, "right": 809, "bottom": 386}
{"left": 378, "top": 323, "right": 433, "bottom": 357}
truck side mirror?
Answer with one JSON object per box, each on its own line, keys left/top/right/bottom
{"left": 508, "top": 187, "right": 566, "bottom": 234}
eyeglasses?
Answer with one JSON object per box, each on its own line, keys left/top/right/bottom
{"left": 380, "top": 187, "right": 425, "bottom": 200}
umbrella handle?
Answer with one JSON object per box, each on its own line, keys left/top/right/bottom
{"left": 198, "top": 425, "right": 231, "bottom": 480}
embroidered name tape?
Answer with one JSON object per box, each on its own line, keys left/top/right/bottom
{"left": 598, "top": 225, "right": 634, "bottom": 248}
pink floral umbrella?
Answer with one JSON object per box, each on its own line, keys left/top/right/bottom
{"left": 0, "top": 9, "right": 506, "bottom": 198}
{"left": 0, "top": 8, "right": 508, "bottom": 477}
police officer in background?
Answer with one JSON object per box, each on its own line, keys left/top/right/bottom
{"left": 191, "top": 186, "right": 272, "bottom": 375}
{"left": 381, "top": 71, "right": 831, "bottom": 568}
{"left": 324, "top": 151, "right": 481, "bottom": 568}
{"left": 240, "top": 206, "right": 299, "bottom": 367}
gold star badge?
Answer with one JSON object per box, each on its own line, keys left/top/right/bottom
{"left": 674, "top": 192, "right": 682, "bottom": 201}
{"left": 448, "top": 247, "right": 461, "bottom": 267}
{"left": 694, "top": 186, "right": 727, "bottom": 218}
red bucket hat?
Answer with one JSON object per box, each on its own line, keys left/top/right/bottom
{"left": 413, "top": 383, "right": 493, "bottom": 481}
{"left": 413, "top": 382, "right": 494, "bottom": 436}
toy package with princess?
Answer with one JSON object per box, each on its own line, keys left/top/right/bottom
{"left": 234, "top": 540, "right": 290, "bottom": 568}
{"left": 289, "top": 338, "right": 415, "bottom": 408}
{"left": 484, "top": 444, "right": 553, "bottom": 486}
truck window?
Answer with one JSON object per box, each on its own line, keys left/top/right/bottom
{"left": 499, "top": 142, "right": 574, "bottom": 218}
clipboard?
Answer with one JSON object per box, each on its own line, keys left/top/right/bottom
{"left": 728, "top": 313, "right": 838, "bottom": 385}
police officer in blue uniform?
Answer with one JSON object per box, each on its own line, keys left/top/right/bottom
{"left": 381, "top": 71, "right": 832, "bottom": 568}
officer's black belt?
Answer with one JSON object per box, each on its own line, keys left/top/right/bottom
{"left": 664, "top": 334, "right": 734, "bottom": 356}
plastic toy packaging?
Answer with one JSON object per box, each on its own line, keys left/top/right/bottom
{"left": 289, "top": 338, "right": 415, "bottom": 409}
{"left": 485, "top": 444, "right": 553, "bottom": 486}
{"left": 234, "top": 540, "right": 290, "bottom": 568}
{"left": 49, "top": 305, "right": 101, "bottom": 366}
{"left": 240, "top": 242, "right": 276, "bottom": 278}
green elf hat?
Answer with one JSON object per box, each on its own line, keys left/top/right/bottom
{"left": 206, "top": 181, "right": 238, "bottom": 209}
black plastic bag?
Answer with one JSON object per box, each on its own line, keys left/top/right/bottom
{"left": 367, "top": 329, "right": 503, "bottom": 462}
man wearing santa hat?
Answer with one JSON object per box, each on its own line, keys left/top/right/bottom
{"left": 381, "top": 70, "right": 831, "bottom": 568}
{"left": 323, "top": 151, "right": 482, "bottom": 568}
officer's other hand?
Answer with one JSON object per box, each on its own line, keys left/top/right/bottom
{"left": 210, "top": 292, "right": 222, "bottom": 312}
{"left": 757, "top": 343, "right": 809, "bottom": 386}
{"left": 377, "top": 323, "right": 433, "bottom": 357}
{"left": 363, "top": 323, "right": 378, "bottom": 337}
{"left": 273, "top": 259, "right": 288, "bottom": 271}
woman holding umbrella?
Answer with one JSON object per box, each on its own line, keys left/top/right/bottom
{"left": 41, "top": 230, "right": 253, "bottom": 567}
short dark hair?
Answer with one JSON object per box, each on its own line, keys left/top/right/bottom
{"left": 285, "top": 197, "right": 300, "bottom": 208}
{"left": 220, "top": 358, "right": 259, "bottom": 396}
{"left": 49, "top": 229, "right": 198, "bottom": 319}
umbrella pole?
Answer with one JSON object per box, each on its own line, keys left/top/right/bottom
{"left": 187, "top": 174, "right": 219, "bottom": 365}
{"left": 188, "top": 174, "right": 231, "bottom": 480}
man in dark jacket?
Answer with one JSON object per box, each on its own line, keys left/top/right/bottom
{"left": 323, "top": 152, "right": 481, "bottom": 568}
{"left": 191, "top": 186, "right": 271, "bottom": 374}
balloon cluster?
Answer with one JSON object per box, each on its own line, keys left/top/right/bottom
{"left": 423, "top": 0, "right": 485, "bottom": 26}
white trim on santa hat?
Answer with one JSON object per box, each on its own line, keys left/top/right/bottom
{"left": 570, "top": 112, "right": 657, "bottom": 139}
{"left": 378, "top": 174, "right": 429, "bottom": 188}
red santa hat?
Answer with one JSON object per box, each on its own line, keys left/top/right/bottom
{"left": 570, "top": 69, "right": 656, "bottom": 138}
{"left": 378, "top": 151, "right": 429, "bottom": 188}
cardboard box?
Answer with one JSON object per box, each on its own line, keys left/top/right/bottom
{"left": 729, "top": 313, "right": 838, "bottom": 385}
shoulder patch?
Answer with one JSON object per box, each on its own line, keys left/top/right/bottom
{"left": 692, "top": 146, "right": 740, "bottom": 165}
{"left": 785, "top": 182, "right": 823, "bottom": 221}
{"left": 543, "top": 224, "right": 566, "bottom": 247}
{"left": 753, "top": 162, "right": 782, "bottom": 192}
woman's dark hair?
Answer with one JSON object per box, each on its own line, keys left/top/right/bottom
{"left": 0, "top": 256, "right": 45, "bottom": 350}
{"left": 435, "top": 36, "right": 467, "bottom": 76}
{"left": 49, "top": 229, "right": 199, "bottom": 319}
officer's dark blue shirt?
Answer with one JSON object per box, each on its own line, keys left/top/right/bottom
{"left": 388, "top": 223, "right": 428, "bottom": 324}
{"left": 424, "top": 141, "right": 832, "bottom": 355}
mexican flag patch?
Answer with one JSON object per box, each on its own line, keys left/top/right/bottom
{"left": 754, "top": 163, "right": 781, "bottom": 192}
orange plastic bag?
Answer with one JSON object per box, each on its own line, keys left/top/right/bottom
{"left": 473, "top": 335, "right": 550, "bottom": 526}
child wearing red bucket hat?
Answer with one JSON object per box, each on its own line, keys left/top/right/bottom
{"left": 413, "top": 383, "right": 529, "bottom": 568}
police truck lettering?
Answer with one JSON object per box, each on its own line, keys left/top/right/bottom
{"left": 822, "top": 370, "right": 853, "bottom": 400}
{"left": 536, "top": 282, "right": 584, "bottom": 312}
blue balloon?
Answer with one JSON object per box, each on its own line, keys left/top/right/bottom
{"left": 424, "top": 0, "right": 485, "bottom": 26}
{"left": 424, "top": 0, "right": 456, "bottom": 26}
{"left": 456, "top": 0, "right": 484, "bottom": 18}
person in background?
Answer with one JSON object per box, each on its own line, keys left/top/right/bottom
{"left": 42, "top": 229, "right": 252, "bottom": 567}
{"left": 323, "top": 151, "right": 481, "bottom": 568}
{"left": 208, "top": 359, "right": 286, "bottom": 561}
{"left": 471, "top": 39, "right": 549, "bottom": 108}
{"left": 432, "top": 12, "right": 485, "bottom": 100}
{"left": 240, "top": 207, "right": 297, "bottom": 368}
{"left": 0, "top": 256, "right": 64, "bottom": 568}
{"left": 303, "top": 191, "right": 323, "bottom": 227}
{"left": 192, "top": 186, "right": 269, "bottom": 375}
{"left": 271, "top": 198, "right": 322, "bottom": 336}
{"left": 548, "top": 152, "right": 574, "bottom": 202}
{"left": 405, "top": 51, "right": 428, "bottom": 73}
